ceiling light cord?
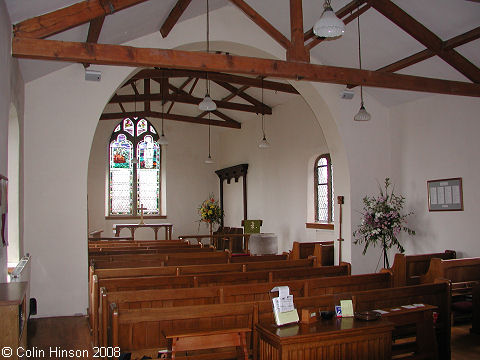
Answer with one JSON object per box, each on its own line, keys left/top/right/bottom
{"left": 357, "top": 11, "right": 364, "bottom": 106}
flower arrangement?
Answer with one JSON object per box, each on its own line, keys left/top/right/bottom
{"left": 198, "top": 194, "right": 223, "bottom": 230}
{"left": 353, "top": 178, "right": 415, "bottom": 268}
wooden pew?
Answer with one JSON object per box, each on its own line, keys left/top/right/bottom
{"left": 107, "top": 281, "right": 449, "bottom": 360}
{"left": 289, "top": 241, "right": 334, "bottom": 266}
{"left": 420, "top": 257, "right": 480, "bottom": 293}
{"left": 91, "top": 264, "right": 350, "bottom": 345}
{"left": 98, "top": 272, "right": 391, "bottom": 346}
{"left": 91, "top": 251, "right": 230, "bottom": 269}
{"left": 88, "top": 245, "right": 208, "bottom": 256}
{"left": 88, "top": 258, "right": 317, "bottom": 333}
{"left": 88, "top": 239, "right": 185, "bottom": 247}
{"left": 389, "top": 250, "right": 456, "bottom": 286}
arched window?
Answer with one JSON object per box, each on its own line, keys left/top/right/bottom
{"left": 314, "top": 154, "right": 334, "bottom": 223}
{"left": 109, "top": 117, "right": 161, "bottom": 216}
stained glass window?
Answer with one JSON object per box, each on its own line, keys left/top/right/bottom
{"left": 315, "top": 154, "right": 333, "bottom": 223}
{"left": 109, "top": 117, "right": 162, "bottom": 216}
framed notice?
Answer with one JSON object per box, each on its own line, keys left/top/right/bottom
{"left": 427, "top": 177, "right": 463, "bottom": 211}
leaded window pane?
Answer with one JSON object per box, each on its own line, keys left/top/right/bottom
{"left": 137, "top": 119, "right": 147, "bottom": 136}
{"left": 317, "top": 166, "right": 327, "bottom": 184}
{"left": 123, "top": 118, "right": 134, "bottom": 136}
{"left": 109, "top": 136, "right": 133, "bottom": 214}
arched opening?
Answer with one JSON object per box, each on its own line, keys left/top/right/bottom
{"left": 7, "top": 103, "right": 20, "bottom": 266}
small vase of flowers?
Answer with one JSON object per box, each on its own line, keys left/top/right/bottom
{"left": 353, "top": 178, "right": 415, "bottom": 269}
{"left": 198, "top": 194, "right": 223, "bottom": 236}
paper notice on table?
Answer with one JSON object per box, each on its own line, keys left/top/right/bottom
{"left": 430, "top": 187, "right": 438, "bottom": 205}
{"left": 271, "top": 286, "right": 299, "bottom": 326}
{"left": 340, "top": 300, "right": 354, "bottom": 317}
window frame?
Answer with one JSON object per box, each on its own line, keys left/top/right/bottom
{"left": 107, "top": 117, "right": 163, "bottom": 217}
{"left": 314, "top": 153, "right": 333, "bottom": 223}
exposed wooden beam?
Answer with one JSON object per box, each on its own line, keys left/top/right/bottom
{"left": 167, "top": 77, "right": 193, "bottom": 113}
{"left": 133, "top": 69, "right": 299, "bottom": 94}
{"left": 160, "top": 0, "right": 193, "bottom": 38}
{"left": 379, "top": 26, "right": 480, "bottom": 74}
{"left": 304, "top": 0, "right": 366, "bottom": 42}
{"left": 109, "top": 91, "right": 272, "bottom": 114}
{"left": 12, "top": 0, "right": 150, "bottom": 39}
{"left": 287, "top": 0, "right": 310, "bottom": 62}
{"left": 11, "top": 38, "right": 480, "bottom": 97}
{"left": 213, "top": 81, "right": 272, "bottom": 111}
{"left": 189, "top": 77, "right": 199, "bottom": 95}
{"left": 347, "top": 26, "right": 480, "bottom": 89}
{"left": 227, "top": 0, "right": 291, "bottom": 50}
{"left": 83, "top": 15, "right": 105, "bottom": 68}
{"left": 371, "top": 0, "right": 480, "bottom": 83}
{"left": 306, "top": 3, "right": 371, "bottom": 51}
{"left": 144, "top": 78, "right": 150, "bottom": 112}
{"left": 100, "top": 111, "right": 241, "bottom": 129}
{"left": 210, "top": 110, "right": 240, "bottom": 126}
{"left": 87, "top": 16, "right": 105, "bottom": 43}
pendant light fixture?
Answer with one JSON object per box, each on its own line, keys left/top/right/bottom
{"left": 258, "top": 78, "right": 270, "bottom": 149}
{"left": 205, "top": 113, "right": 215, "bottom": 164}
{"left": 158, "top": 71, "right": 168, "bottom": 145}
{"left": 198, "top": 0, "right": 217, "bottom": 112}
{"left": 313, "top": 0, "right": 345, "bottom": 38}
{"left": 354, "top": 10, "right": 371, "bottom": 122}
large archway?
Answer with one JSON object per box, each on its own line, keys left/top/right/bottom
{"left": 7, "top": 103, "right": 20, "bottom": 266}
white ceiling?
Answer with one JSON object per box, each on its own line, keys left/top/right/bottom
{"left": 5, "top": 0, "right": 480, "bottom": 107}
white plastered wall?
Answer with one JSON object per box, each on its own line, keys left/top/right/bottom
{"left": 390, "top": 95, "right": 480, "bottom": 259}
{"left": 22, "top": 5, "right": 396, "bottom": 315}
{"left": 1, "top": 1, "right": 25, "bottom": 282}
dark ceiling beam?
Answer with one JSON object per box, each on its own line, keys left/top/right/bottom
{"left": 159, "top": 0, "right": 193, "bottom": 38}
{"left": 287, "top": 0, "right": 310, "bottom": 62}
{"left": 167, "top": 77, "right": 193, "bottom": 114}
{"left": 213, "top": 80, "right": 272, "bottom": 111}
{"left": 100, "top": 111, "right": 241, "bottom": 129}
{"left": 109, "top": 91, "right": 272, "bottom": 114}
{"left": 83, "top": 15, "right": 105, "bottom": 68}
{"left": 371, "top": 0, "right": 480, "bottom": 83}
{"left": 11, "top": 38, "right": 480, "bottom": 97}
{"left": 348, "top": 26, "right": 480, "bottom": 88}
{"left": 133, "top": 69, "right": 299, "bottom": 94}
{"left": 304, "top": 0, "right": 366, "bottom": 42}
{"left": 227, "top": 0, "right": 291, "bottom": 50}
{"left": 12, "top": 0, "right": 150, "bottom": 39}
{"left": 305, "top": 3, "right": 371, "bottom": 51}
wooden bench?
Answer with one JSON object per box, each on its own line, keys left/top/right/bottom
{"left": 289, "top": 241, "right": 334, "bottom": 266}
{"left": 389, "top": 250, "right": 456, "bottom": 286}
{"left": 420, "top": 257, "right": 480, "bottom": 293}
{"left": 106, "top": 281, "right": 449, "bottom": 360}
{"left": 165, "top": 327, "right": 251, "bottom": 360}
{"left": 93, "top": 263, "right": 351, "bottom": 345}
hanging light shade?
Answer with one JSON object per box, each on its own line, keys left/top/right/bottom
{"left": 353, "top": 7, "right": 371, "bottom": 122}
{"left": 198, "top": 0, "right": 217, "bottom": 112}
{"left": 258, "top": 135, "right": 270, "bottom": 149}
{"left": 198, "top": 93, "right": 217, "bottom": 111}
{"left": 258, "top": 78, "right": 270, "bottom": 149}
{"left": 313, "top": 0, "right": 345, "bottom": 38}
{"left": 204, "top": 154, "right": 215, "bottom": 164}
{"left": 354, "top": 103, "right": 371, "bottom": 121}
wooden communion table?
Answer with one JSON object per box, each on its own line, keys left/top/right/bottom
{"left": 113, "top": 223, "right": 173, "bottom": 240}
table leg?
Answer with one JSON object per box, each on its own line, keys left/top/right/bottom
{"left": 129, "top": 228, "right": 135, "bottom": 241}
{"left": 115, "top": 227, "right": 120, "bottom": 237}
{"left": 153, "top": 228, "right": 159, "bottom": 240}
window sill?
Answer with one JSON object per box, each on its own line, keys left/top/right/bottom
{"left": 305, "top": 222, "right": 334, "bottom": 230}
{"left": 105, "top": 215, "right": 167, "bottom": 220}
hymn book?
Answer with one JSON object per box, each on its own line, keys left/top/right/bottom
{"left": 271, "top": 286, "right": 299, "bottom": 326}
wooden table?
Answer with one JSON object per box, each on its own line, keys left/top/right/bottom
{"left": 113, "top": 223, "right": 173, "bottom": 240}
{"left": 256, "top": 318, "right": 393, "bottom": 360}
{"left": 375, "top": 304, "right": 438, "bottom": 360}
